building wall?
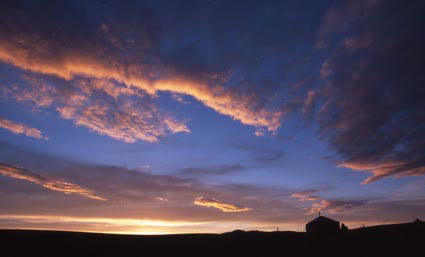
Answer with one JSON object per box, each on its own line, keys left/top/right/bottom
{"left": 306, "top": 221, "right": 340, "bottom": 234}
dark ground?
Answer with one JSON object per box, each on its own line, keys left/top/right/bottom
{"left": 1, "top": 221, "right": 424, "bottom": 257}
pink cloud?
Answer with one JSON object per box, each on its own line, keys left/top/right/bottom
{"left": 338, "top": 160, "right": 423, "bottom": 184}
{"left": 0, "top": 163, "right": 106, "bottom": 201}
{"left": 4, "top": 75, "right": 190, "bottom": 143}
{"left": 291, "top": 190, "right": 321, "bottom": 202}
{"left": 306, "top": 199, "right": 366, "bottom": 215}
{"left": 0, "top": 117, "right": 47, "bottom": 140}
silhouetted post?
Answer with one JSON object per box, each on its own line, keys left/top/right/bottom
{"left": 340, "top": 223, "right": 348, "bottom": 232}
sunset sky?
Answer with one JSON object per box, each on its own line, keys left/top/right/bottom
{"left": 0, "top": 0, "right": 424, "bottom": 234}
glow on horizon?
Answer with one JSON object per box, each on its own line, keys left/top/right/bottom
{"left": 0, "top": 214, "right": 305, "bottom": 235}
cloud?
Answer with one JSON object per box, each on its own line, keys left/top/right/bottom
{"left": 291, "top": 190, "right": 321, "bottom": 202}
{"left": 291, "top": 189, "right": 366, "bottom": 215}
{"left": 153, "top": 80, "right": 283, "bottom": 132}
{"left": 302, "top": 90, "right": 316, "bottom": 116}
{"left": 54, "top": 89, "right": 190, "bottom": 143}
{"left": 316, "top": 0, "right": 382, "bottom": 48}
{"left": 0, "top": 142, "right": 299, "bottom": 224}
{"left": 0, "top": 162, "right": 106, "bottom": 201}
{"left": 316, "top": 0, "right": 425, "bottom": 183}
{"left": 338, "top": 161, "right": 411, "bottom": 184}
{"left": 3, "top": 73, "right": 190, "bottom": 143}
{"left": 0, "top": 117, "right": 47, "bottom": 139}
{"left": 0, "top": 58, "right": 282, "bottom": 134}
{"left": 194, "top": 197, "right": 252, "bottom": 213}
{"left": 2, "top": 75, "right": 55, "bottom": 109}
{"left": 306, "top": 199, "right": 367, "bottom": 215}
{"left": 254, "top": 129, "right": 265, "bottom": 137}
{"left": 0, "top": 1, "right": 289, "bottom": 138}
{"left": 1, "top": 142, "right": 423, "bottom": 232}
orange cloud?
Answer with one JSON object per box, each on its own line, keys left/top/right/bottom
{"left": 194, "top": 197, "right": 252, "bottom": 212}
{"left": 0, "top": 35, "right": 282, "bottom": 134}
{"left": 4, "top": 73, "right": 190, "bottom": 143}
{"left": 2, "top": 77, "right": 55, "bottom": 109}
{"left": 0, "top": 163, "right": 106, "bottom": 201}
{"left": 0, "top": 117, "right": 47, "bottom": 139}
{"left": 56, "top": 97, "right": 189, "bottom": 143}
{"left": 153, "top": 79, "right": 283, "bottom": 132}
{"left": 306, "top": 200, "right": 331, "bottom": 215}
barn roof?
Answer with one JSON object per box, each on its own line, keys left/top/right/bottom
{"left": 306, "top": 216, "right": 339, "bottom": 226}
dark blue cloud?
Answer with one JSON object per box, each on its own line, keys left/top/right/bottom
{"left": 317, "top": 0, "right": 425, "bottom": 182}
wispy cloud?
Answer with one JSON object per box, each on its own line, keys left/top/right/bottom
{"left": 338, "top": 161, "right": 410, "bottom": 184}
{"left": 316, "top": 0, "right": 425, "bottom": 182}
{"left": 194, "top": 197, "right": 252, "bottom": 212}
{"left": 0, "top": 162, "right": 106, "bottom": 201}
{"left": 291, "top": 190, "right": 321, "bottom": 202}
{"left": 0, "top": 117, "right": 47, "bottom": 140}
{"left": 302, "top": 90, "right": 316, "bottom": 116}
{"left": 4, "top": 74, "right": 190, "bottom": 143}
{"left": 291, "top": 189, "right": 366, "bottom": 215}
{"left": 55, "top": 92, "right": 190, "bottom": 143}
{"left": 306, "top": 199, "right": 366, "bottom": 215}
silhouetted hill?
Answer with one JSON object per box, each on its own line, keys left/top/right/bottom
{"left": 1, "top": 221, "right": 424, "bottom": 257}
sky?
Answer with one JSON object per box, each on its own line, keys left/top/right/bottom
{"left": 0, "top": 0, "right": 424, "bottom": 234}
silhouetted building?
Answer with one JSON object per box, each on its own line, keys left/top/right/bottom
{"left": 306, "top": 214, "right": 340, "bottom": 234}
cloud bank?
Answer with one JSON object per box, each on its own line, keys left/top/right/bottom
{"left": 0, "top": 0, "right": 288, "bottom": 142}
{"left": 317, "top": 0, "right": 425, "bottom": 183}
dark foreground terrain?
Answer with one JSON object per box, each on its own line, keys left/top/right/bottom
{"left": 1, "top": 221, "right": 424, "bottom": 257}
